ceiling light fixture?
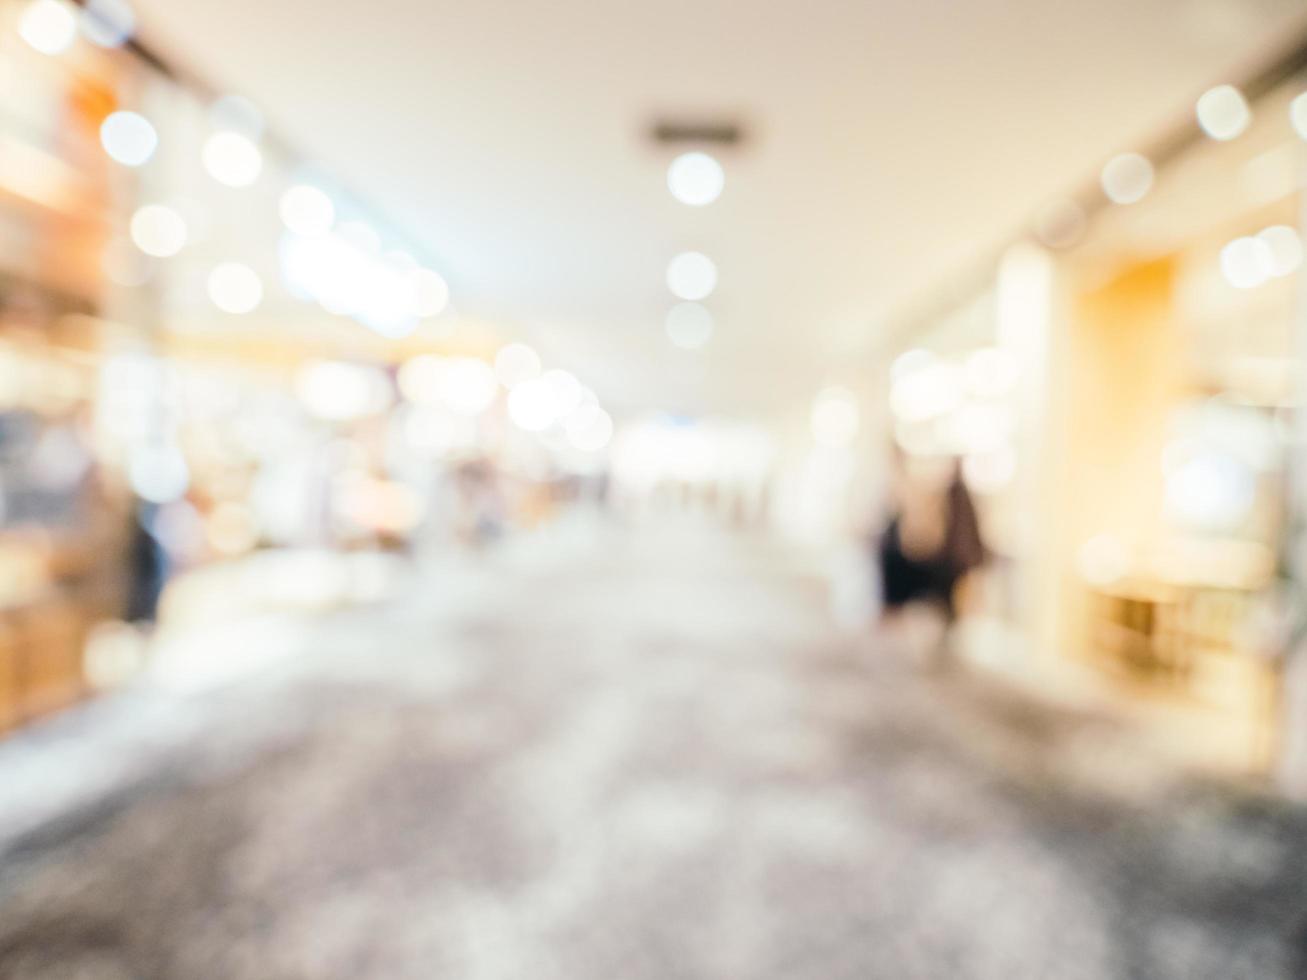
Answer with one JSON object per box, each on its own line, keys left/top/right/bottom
{"left": 667, "top": 152, "right": 724, "bottom": 206}
{"left": 666, "top": 251, "right": 717, "bottom": 300}
{"left": 1195, "top": 85, "right": 1250, "bottom": 141}
{"left": 1100, "top": 153, "right": 1153, "bottom": 204}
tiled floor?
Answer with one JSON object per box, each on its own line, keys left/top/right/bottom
{"left": 2, "top": 518, "right": 1307, "bottom": 979}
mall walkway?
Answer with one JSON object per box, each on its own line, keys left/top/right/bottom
{"left": 2, "top": 519, "right": 1307, "bottom": 979}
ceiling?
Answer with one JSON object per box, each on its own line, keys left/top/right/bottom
{"left": 131, "top": 0, "right": 1307, "bottom": 418}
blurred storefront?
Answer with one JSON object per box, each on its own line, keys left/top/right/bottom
{"left": 884, "top": 73, "right": 1307, "bottom": 780}
{"left": 0, "top": 3, "right": 123, "bottom": 730}
{"left": 1044, "top": 78, "right": 1306, "bottom": 776}
{"left": 0, "top": 0, "right": 618, "bottom": 735}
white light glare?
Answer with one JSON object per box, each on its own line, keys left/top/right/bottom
{"left": 279, "top": 231, "right": 419, "bottom": 336}
{"left": 542, "top": 369, "right": 583, "bottom": 416}
{"left": 403, "top": 406, "right": 459, "bottom": 456}
{"left": 567, "top": 409, "right": 614, "bottom": 452}
{"left": 19, "top": 0, "right": 77, "bottom": 55}
{"left": 810, "top": 386, "right": 860, "bottom": 448}
{"left": 410, "top": 269, "right": 449, "bottom": 317}
{"left": 963, "top": 448, "right": 1017, "bottom": 495}
{"left": 100, "top": 111, "right": 157, "bottom": 167}
{"left": 337, "top": 220, "right": 380, "bottom": 254}
{"left": 436, "top": 358, "right": 497, "bottom": 416}
{"left": 130, "top": 204, "right": 187, "bottom": 257}
{"left": 1218, "top": 226, "right": 1303, "bottom": 289}
{"left": 207, "top": 262, "right": 263, "bottom": 314}
{"left": 1195, "top": 85, "right": 1250, "bottom": 141}
{"left": 666, "top": 251, "right": 717, "bottom": 301}
{"left": 1292, "top": 93, "right": 1307, "bottom": 141}
{"left": 891, "top": 348, "right": 935, "bottom": 382}
{"left": 665, "top": 303, "right": 713, "bottom": 349}
{"left": 942, "top": 402, "right": 1013, "bottom": 455}
{"left": 1165, "top": 452, "right": 1255, "bottom": 530}
{"left": 385, "top": 250, "right": 418, "bottom": 274}
{"left": 1220, "top": 236, "right": 1274, "bottom": 289}
{"left": 888, "top": 350, "right": 941, "bottom": 384}
{"left": 890, "top": 360, "right": 963, "bottom": 422}
{"left": 1101, "top": 153, "right": 1153, "bottom": 205}
{"left": 203, "top": 131, "right": 263, "bottom": 187}
{"left": 667, "top": 152, "right": 725, "bottom": 206}
{"left": 129, "top": 444, "right": 190, "bottom": 503}
{"left": 566, "top": 389, "right": 602, "bottom": 430}
{"left": 1257, "top": 225, "right": 1303, "bottom": 278}
{"left": 964, "top": 347, "right": 1020, "bottom": 398}
{"left": 397, "top": 355, "right": 442, "bottom": 403}
{"left": 494, "top": 343, "right": 541, "bottom": 388}
{"left": 295, "top": 361, "right": 391, "bottom": 421}
{"left": 399, "top": 355, "right": 495, "bottom": 415}
{"left": 279, "top": 185, "right": 335, "bottom": 236}
{"left": 508, "top": 378, "right": 558, "bottom": 432}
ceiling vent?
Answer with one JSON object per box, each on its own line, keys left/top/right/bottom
{"left": 649, "top": 119, "right": 745, "bottom": 147}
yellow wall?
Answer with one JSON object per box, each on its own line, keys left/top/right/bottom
{"left": 1045, "top": 255, "right": 1190, "bottom": 658}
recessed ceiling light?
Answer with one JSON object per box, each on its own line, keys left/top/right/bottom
{"left": 1101, "top": 153, "right": 1153, "bottom": 204}
{"left": 665, "top": 303, "right": 713, "bottom": 349}
{"left": 666, "top": 252, "right": 717, "bottom": 300}
{"left": 207, "top": 262, "right": 263, "bottom": 314}
{"left": 130, "top": 204, "right": 187, "bottom": 257}
{"left": 19, "top": 0, "right": 76, "bottom": 55}
{"left": 100, "top": 111, "right": 158, "bottom": 167}
{"left": 667, "top": 152, "right": 724, "bottom": 206}
{"left": 1291, "top": 93, "right": 1307, "bottom": 141}
{"left": 1195, "top": 85, "right": 1250, "bottom": 141}
{"left": 203, "top": 131, "right": 263, "bottom": 187}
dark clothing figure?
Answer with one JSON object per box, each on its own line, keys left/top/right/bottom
{"left": 878, "top": 472, "right": 985, "bottom": 620}
{"left": 879, "top": 517, "right": 959, "bottom": 616}
{"left": 126, "top": 502, "right": 168, "bottom": 624}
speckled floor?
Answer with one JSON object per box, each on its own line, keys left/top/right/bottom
{"left": 2, "top": 520, "right": 1307, "bottom": 979}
